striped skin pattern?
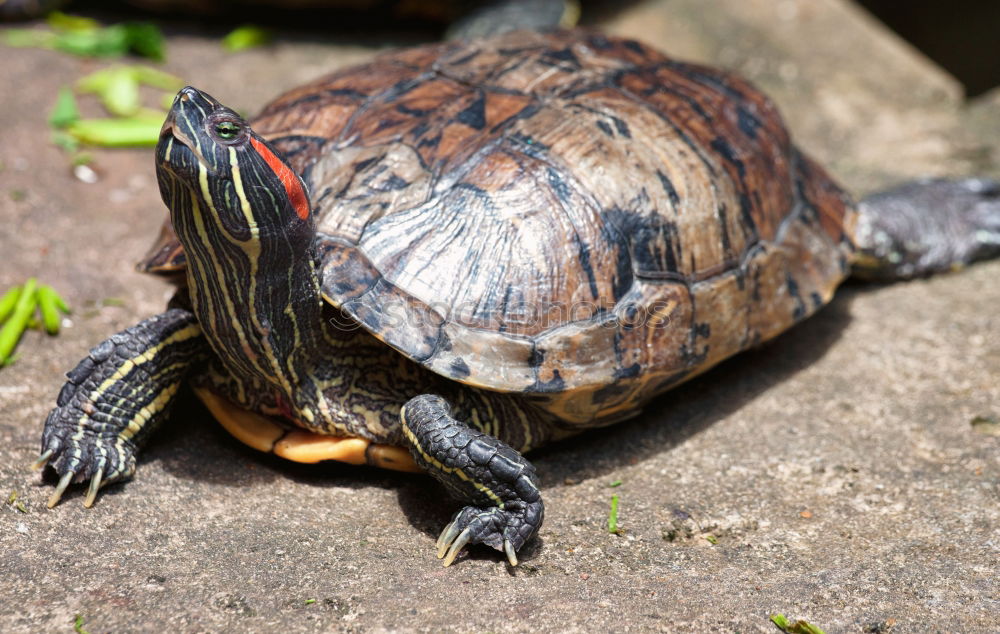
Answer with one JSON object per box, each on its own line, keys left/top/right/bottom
{"left": 190, "top": 313, "right": 554, "bottom": 451}
{"left": 37, "top": 309, "right": 204, "bottom": 507}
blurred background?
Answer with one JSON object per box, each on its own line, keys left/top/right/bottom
{"left": 858, "top": 0, "right": 1000, "bottom": 97}
{"left": 5, "top": 0, "right": 1000, "bottom": 97}
{"left": 0, "top": 0, "right": 1000, "bottom": 96}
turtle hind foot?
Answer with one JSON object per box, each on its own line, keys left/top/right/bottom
{"left": 401, "top": 394, "right": 544, "bottom": 567}
{"left": 436, "top": 505, "right": 536, "bottom": 567}
{"left": 854, "top": 178, "right": 1000, "bottom": 280}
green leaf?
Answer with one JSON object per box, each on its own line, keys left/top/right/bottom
{"left": 122, "top": 22, "right": 166, "bottom": 61}
{"left": 607, "top": 494, "right": 620, "bottom": 534}
{"left": 770, "top": 613, "right": 826, "bottom": 634}
{"left": 49, "top": 86, "right": 81, "bottom": 129}
{"left": 77, "top": 66, "right": 120, "bottom": 94}
{"left": 132, "top": 66, "right": 185, "bottom": 92}
{"left": 51, "top": 130, "right": 81, "bottom": 152}
{"left": 52, "top": 25, "right": 130, "bottom": 58}
{"left": 609, "top": 479, "right": 622, "bottom": 488}
{"left": 68, "top": 116, "right": 164, "bottom": 147}
{"left": 46, "top": 11, "right": 102, "bottom": 32}
{"left": 304, "top": 598, "right": 316, "bottom": 605}
{"left": 222, "top": 25, "right": 272, "bottom": 52}
{"left": 102, "top": 68, "right": 142, "bottom": 116}
{"left": 78, "top": 66, "right": 183, "bottom": 118}
{"left": 37, "top": 285, "right": 69, "bottom": 335}
{"left": 971, "top": 415, "right": 1000, "bottom": 436}
{"left": 9, "top": 18, "right": 164, "bottom": 60}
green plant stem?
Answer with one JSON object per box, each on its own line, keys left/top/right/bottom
{"left": 37, "top": 285, "right": 67, "bottom": 335}
{"left": 0, "top": 286, "right": 22, "bottom": 322}
{"left": 0, "top": 278, "right": 37, "bottom": 363}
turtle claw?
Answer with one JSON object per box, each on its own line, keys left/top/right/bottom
{"left": 436, "top": 519, "right": 461, "bottom": 558}
{"left": 47, "top": 471, "right": 74, "bottom": 509}
{"left": 503, "top": 539, "right": 518, "bottom": 567}
{"left": 83, "top": 466, "right": 104, "bottom": 508}
{"left": 37, "top": 309, "right": 199, "bottom": 512}
{"left": 36, "top": 422, "right": 135, "bottom": 509}
{"left": 441, "top": 526, "right": 473, "bottom": 567}
{"left": 30, "top": 449, "right": 54, "bottom": 471}
{"left": 435, "top": 518, "right": 520, "bottom": 567}
{"left": 431, "top": 504, "right": 541, "bottom": 567}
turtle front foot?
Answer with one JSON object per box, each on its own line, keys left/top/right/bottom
{"left": 401, "top": 394, "right": 544, "bottom": 567}
{"left": 34, "top": 404, "right": 138, "bottom": 510}
{"left": 34, "top": 309, "right": 203, "bottom": 508}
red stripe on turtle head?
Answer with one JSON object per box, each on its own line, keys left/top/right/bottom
{"left": 249, "top": 136, "right": 310, "bottom": 221}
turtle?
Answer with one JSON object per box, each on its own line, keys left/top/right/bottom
{"left": 35, "top": 29, "right": 1000, "bottom": 567}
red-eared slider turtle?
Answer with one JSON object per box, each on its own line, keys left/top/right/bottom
{"left": 36, "top": 29, "right": 1000, "bottom": 566}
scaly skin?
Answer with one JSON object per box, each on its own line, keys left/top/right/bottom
{"left": 36, "top": 309, "right": 205, "bottom": 507}
{"left": 401, "top": 394, "right": 543, "bottom": 566}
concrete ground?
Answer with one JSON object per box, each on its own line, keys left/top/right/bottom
{"left": 1, "top": 0, "right": 997, "bottom": 631}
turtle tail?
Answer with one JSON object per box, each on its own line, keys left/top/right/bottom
{"left": 852, "top": 178, "right": 1000, "bottom": 281}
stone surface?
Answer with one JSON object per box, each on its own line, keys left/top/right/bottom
{"left": 1, "top": 1, "right": 997, "bottom": 632}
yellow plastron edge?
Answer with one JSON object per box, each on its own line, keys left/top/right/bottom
{"left": 192, "top": 387, "right": 420, "bottom": 472}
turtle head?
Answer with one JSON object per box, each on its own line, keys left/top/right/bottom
{"left": 155, "top": 87, "right": 325, "bottom": 387}
{"left": 156, "top": 86, "right": 313, "bottom": 249}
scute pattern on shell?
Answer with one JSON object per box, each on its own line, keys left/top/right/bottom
{"left": 143, "top": 30, "right": 856, "bottom": 425}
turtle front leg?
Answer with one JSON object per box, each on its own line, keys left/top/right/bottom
{"left": 34, "top": 308, "right": 205, "bottom": 508}
{"left": 400, "top": 394, "right": 544, "bottom": 567}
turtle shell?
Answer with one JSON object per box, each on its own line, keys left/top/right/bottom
{"left": 141, "top": 30, "right": 856, "bottom": 425}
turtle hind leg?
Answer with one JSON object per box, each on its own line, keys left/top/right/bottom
{"left": 400, "top": 394, "right": 544, "bottom": 567}
{"left": 853, "top": 178, "right": 1000, "bottom": 281}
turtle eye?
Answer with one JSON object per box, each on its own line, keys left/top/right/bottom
{"left": 214, "top": 120, "right": 242, "bottom": 140}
